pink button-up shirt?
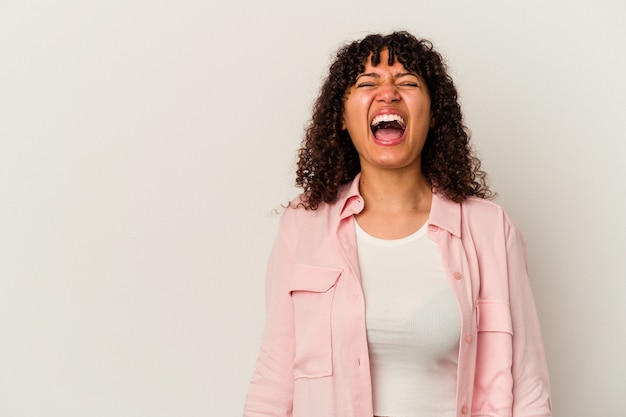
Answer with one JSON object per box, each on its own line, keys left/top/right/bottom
{"left": 244, "top": 175, "right": 551, "bottom": 417}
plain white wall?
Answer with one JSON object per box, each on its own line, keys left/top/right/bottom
{"left": 1, "top": 0, "right": 624, "bottom": 416}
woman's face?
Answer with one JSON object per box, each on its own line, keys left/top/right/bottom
{"left": 342, "top": 48, "right": 432, "bottom": 174}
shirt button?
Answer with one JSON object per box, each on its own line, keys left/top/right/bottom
{"left": 453, "top": 272, "right": 462, "bottom": 280}
{"left": 428, "top": 224, "right": 438, "bottom": 232}
{"left": 461, "top": 405, "right": 469, "bottom": 414}
{"left": 465, "top": 335, "right": 473, "bottom": 344}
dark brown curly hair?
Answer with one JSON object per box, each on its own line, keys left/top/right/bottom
{"left": 295, "top": 31, "right": 493, "bottom": 209}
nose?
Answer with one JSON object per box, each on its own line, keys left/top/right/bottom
{"left": 376, "top": 81, "right": 400, "bottom": 103}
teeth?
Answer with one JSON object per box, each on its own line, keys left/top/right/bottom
{"left": 371, "top": 113, "right": 406, "bottom": 127}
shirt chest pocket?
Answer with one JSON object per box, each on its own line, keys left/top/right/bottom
{"left": 289, "top": 264, "right": 342, "bottom": 379}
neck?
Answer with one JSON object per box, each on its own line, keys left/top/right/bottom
{"left": 358, "top": 166, "right": 432, "bottom": 214}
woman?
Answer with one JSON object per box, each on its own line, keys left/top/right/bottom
{"left": 244, "top": 32, "right": 551, "bottom": 417}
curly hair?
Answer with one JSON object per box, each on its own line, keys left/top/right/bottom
{"left": 295, "top": 31, "right": 493, "bottom": 209}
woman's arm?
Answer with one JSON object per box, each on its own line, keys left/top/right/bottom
{"left": 243, "top": 212, "right": 297, "bottom": 417}
{"left": 505, "top": 217, "right": 552, "bottom": 416}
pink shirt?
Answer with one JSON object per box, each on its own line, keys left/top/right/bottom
{"left": 244, "top": 175, "right": 551, "bottom": 417}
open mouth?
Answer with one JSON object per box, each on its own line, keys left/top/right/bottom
{"left": 370, "top": 113, "right": 406, "bottom": 142}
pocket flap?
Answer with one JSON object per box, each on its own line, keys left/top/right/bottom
{"left": 477, "top": 300, "right": 513, "bottom": 334}
{"left": 289, "top": 264, "right": 342, "bottom": 293}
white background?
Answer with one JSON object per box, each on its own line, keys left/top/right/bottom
{"left": 1, "top": 1, "right": 625, "bottom": 416}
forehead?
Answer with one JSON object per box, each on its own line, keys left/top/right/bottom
{"left": 360, "top": 48, "right": 410, "bottom": 73}
{"left": 362, "top": 59, "right": 408, "bottom": 73}
{"left": 357, "top": 58, "right": 414, "bottom": 81}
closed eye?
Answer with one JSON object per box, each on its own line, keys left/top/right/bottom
{"left": 396, "top": 72, "right": 421, "bottom": 87}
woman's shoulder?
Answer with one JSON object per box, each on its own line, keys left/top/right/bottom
{"left": 283, "top": 181, "right": 356, "bottom": 218}
{"left": 462, "top": 196, "right": 507, "bottom": 216}
{"left": 459, "top": 193, "right": 524, "bottom": 218}
{"left": 460, "top": 196, "right": 522, "bottom": 239}
{"left": 278, "top": 192, "right": 339, "bottom": 224}
{"left": 433, "top": 192, "right": 509, "bottom": 221}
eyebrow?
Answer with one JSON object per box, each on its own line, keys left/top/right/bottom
{"left": 356, "top": 72, "right": 420, "bottom": 80}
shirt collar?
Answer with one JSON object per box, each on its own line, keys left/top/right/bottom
{"left": 337, "top": 173, "right": 364, "bottom": 219}
{"left": 335, "top": 173, "right": 462, "bottom": 237}
{"left": 429, "top": 192, "right": 461, "bottom": 237}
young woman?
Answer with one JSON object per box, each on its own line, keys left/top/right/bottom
{"left": 244, "top": 31, "right": 551, "bottom": 417}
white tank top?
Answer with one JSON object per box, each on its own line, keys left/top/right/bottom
{"left": 355, "top": 219, "right": 461, "bottom": 417}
